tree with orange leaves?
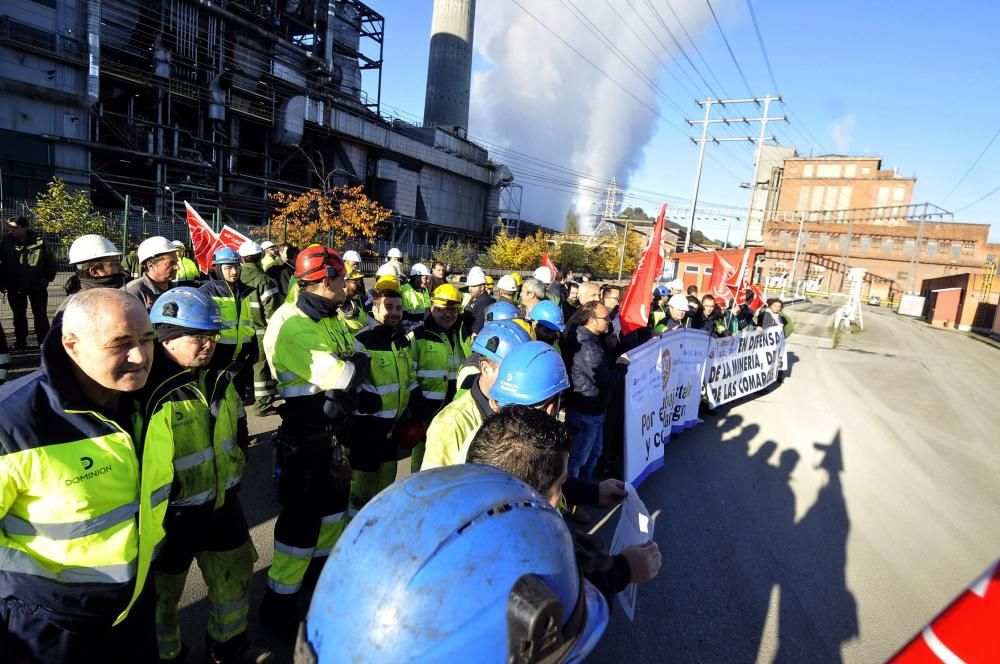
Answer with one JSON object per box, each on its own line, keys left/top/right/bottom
{"left": 257, "top": 185, "right": 391, "bottom": 249}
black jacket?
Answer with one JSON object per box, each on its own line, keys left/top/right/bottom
{"left": 0, "top": 231, "right": 57, "bottom": 293}
{"left": 563, "top": 325, "right": 615, "bottom": 415}
{"left": 466, "top": 292, "right": 495, "bottom": 335}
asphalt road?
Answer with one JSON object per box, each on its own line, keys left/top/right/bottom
{"left": 590, "top": 304, "right": 1000, "bottom": 663}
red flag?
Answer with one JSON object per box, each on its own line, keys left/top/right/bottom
{"left": 184, "top": 202, "right": 221, "bottom": 274}
{"left": 541, "top": 251, "right": 558, "bottom": 282}
{"left": 708, "top": 252, "right": 738, "bottom": 300}
{"left": 891, "top": 559, "right": 1000, "bottom": 663}
{"left": 619, "top": 204, "right": 667, "bottom": 337}
{"left": 218, "top": 225, "right": 252, "bottom": 252}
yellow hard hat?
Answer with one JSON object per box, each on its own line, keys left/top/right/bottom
{"left": 374, "top": 274, "right": 401, "bottom": 294}
{"left": 485, "top": 275, "right": 495, "bottom": 286}
{"left": 511, "top": 317, "right": 532, "bottom": 336}
{"left": 345, "top": 268, "right": 365, "bottom": 281}
{"left": 510, "top": 272, "right": 523, "bottom": 286}
{"left": 431, "top": 283, "right": 462, "bottom": 308}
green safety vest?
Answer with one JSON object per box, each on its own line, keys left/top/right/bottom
{"left": 175, "top": 256, "right": 200, "bottom": 282}
{"left": 284, "top": 277, "right": 300, "bottom": 305}
{"left": 203, "top": 282, "right": 255, "bottom": 351}
{"left": 261, "top": 254, "right": 281, "bottom": 273}
{"left": 143, "top": 368, "right": 245, "bottom": 510}
{"left": 651, "top": 308, "right": 668, "bottom": 333}
{"left": 264, "top": 302, "right": 362, "bottom": 398}
{"left": 401, "top": 284, "right": 430, "bottom": 316}
{"left": 0, "top": 397, "right": 173, "bottom": 626}
{"left": 355, "top": 330, "right": 417, "bottom": 425}
{"left": 421, "top": 388, "right": 486, "bottom": 470}
{"left": 412, "top": 326, "right": 464, "bottom": 407}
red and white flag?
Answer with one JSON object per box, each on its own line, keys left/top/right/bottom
{"left": 890, "top": 559, "right": 1000, "bottom": 663}
{"left": 619, "top": 204, "right": 666, "bottom": 337}
{"left": 708, "top": 252, "right": 739, "bottom": 300}
{"left": 218, "top": 225, "right": 252, "bottom": 252}
{"left": 541, "top": 251, "right": 559, "bottom": 283}
{"left": 184, "top": 202, "right": 221, "bottom": 274}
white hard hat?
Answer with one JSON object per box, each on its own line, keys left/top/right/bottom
{"left": 387, "top": 247, "right": 403, "bottom": 259}
{"left": 68, "top": 234, "right": 121, "bottom": 265}
{"left": 343, "top": 250, "right": 362, "bottom": 263}
{"left": 496, "top": 274, "right": 518, "bottom": 292}
{"left": 171, "top": 240, "right": 185, "bottom": 249}
{"left": 533, "top": 266, "right": 554, "bottom": 285}
{"left": 376, "top": 263, "right": 397, "bottom": 277}
{"left": 137, "top": 236, "right": 179, "bottom": 264}
{"left": 238, "top": 240, "right": 263, "bottom": 257}
{"left": 409, "top": 262, "right": 430, "bottom": 276}
{"left": 666, "top": 278, "right": 685, "bottom": 293}
{"left": 668, "top": 294, "right": 690, "bottom": 311}
{"left": 260, "top": 240, "right": 276, "bottom": 250}
{"left": 465, "top": 266, "right": 487, "bottom": 287}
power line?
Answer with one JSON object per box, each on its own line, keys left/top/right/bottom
{"left": 955, "top": 182, "right": 1000, "bottom": 213}
{"left": 941, "top": 127, "right": 1000, "bottom": 204}
{"left": 661, "top": 0, "right": 731, "bottom": 98}
{"left": 705, "top": 0, "right": 754, "bottom": 97}
{"left": 744, "top": 0, "right": 779, "bottom": 95}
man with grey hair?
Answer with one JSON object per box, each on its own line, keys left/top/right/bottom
{"left": 519, "top": 277, "right": 547, "bottom": 318}
{"left": 577, "top": 281, "right": 601, "bottom": 307}
{"left": 0, "top": 288, "right": 172, "bottom": 662}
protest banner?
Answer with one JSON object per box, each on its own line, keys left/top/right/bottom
{"left": 217, "top": 225, "right": 252, "bottom": 251}
{"left": 184, "top": 202, "right": 222, "bottom": 273}
{"left": 609, "top": 483, "right": 654, "bottom": 622}
{"left": 703, "top": 327, "right": 786, "bottom": 407}
{"left": 623, "top": 329, "right": 707, "bottom": 487}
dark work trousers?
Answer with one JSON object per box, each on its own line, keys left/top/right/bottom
{"left": 0, "top": 320, "right": 9, "bottom": 383}
{"left": 0, "top": 578, "right": 158, "bottom": 664}
{"left": 8, "top": 289, "right": 49, "bottom": 346}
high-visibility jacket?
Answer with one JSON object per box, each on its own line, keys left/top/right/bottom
{"left": 263, "top": 300, "right": 365, "bottom": 402}
{"left": 200, "top": 279, "right": 255, "bottom": 352}
{"left": 175, "top": 256, "right": 200, "bottom": 283}
{"left": 140, "top": 348, "right": 246, "bottom": 510}
{"left": 651, "top": 307, "right": 668, "bottom": 334}
{"left": 239, "top": 263, "right": 280, "bottom": 331}
{"left": 411, "top": 317, "right": 465, "bottom": 415}
{"left": 420, "top": 380, "right": 491, "bottom": 470}
{"left": 0, "top": 331, "right": 173, "bottom": 627}
{"left": 400, "top": 283, "right": 430, "bottom": 320}
{"left": 261, "top": 254, "right": 281, "bottom": 273}
{"left": 284, "top": 276, "right": 300, "bottom": 305}
{"left": 349, "top": 319, "right": 418, "bottom": 470}
{"left": 338, "top": 297, "right": 369, "bottom": 333}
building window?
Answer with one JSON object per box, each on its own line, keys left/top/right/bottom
{"left": 839, "top": 236, "right": 849, "bottom": 252}
{"left": 861, "top": 166, "right": 871, "bottom": 175}
{"left": 817, "top": 164, "right": 841, "bottom": 178}
{"left": 877, "top": 187, "right": 891, "bottom": 204}
{"left": 951, "top": 243, "right": 961, "bottom": 261}
{"left": 843, "top": 164, "right": 857, "bottom": 177}
{"left": 803, "top": 164, "right": 815, "bottom": 177}
{"left": 860, "top": 237, "right": 871, "bottom": 251}
{"left": 897, "top": 271, "right": 909, "bottom": 281}
{"left": 780, "top": 231, "right": 790, "bottom": 247}
{"left": 684, "top": 265, "right": 699, "bottom": 273}
{"left": 963, "top": 242, "right": 976, "bottom": 255}
{"left": 904, "top": 239, "right": 915, "bottom": 256}
{"left": 704, "top": 266, "right": 713, "bottom": 274}
{"left": 893, "top": 186, "right": 906, "bottom": 202}
{"left": 819, "top": 235, "right": 830, "bottom": 249}
{"left": 882, "top": 237, "right": 892, "bottom": 253}
{"left": 927, "top": 240, "right": 938, "bottom": 257}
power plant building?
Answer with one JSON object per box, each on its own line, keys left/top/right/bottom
{"left": 0, "top": 0, "right": 512, "bottom": 248}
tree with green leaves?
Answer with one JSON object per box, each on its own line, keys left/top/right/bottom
{"left": 31, "top": 178, "right": 107, "bottom": 237}
{"left": 432, "top": 238, "right": 478, "bottom": 268}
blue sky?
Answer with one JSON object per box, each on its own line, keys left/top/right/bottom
{"left": 365, "top": 0, "right": 1000, "bottom": 242}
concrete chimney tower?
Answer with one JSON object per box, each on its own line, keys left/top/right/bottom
{"left": 423, "top": 0, "right": 476, "bottom": 135}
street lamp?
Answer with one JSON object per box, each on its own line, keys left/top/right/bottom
{"left": 164, "top": 186, "right": 175, "bottom": 218}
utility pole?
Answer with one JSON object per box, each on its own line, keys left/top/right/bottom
{"left": 685, "top": 96, "right": 786, "bottom": 253}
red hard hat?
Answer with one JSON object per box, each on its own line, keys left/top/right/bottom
{"left": 295, "top": 246, "right": 346, "bottom": 282}
{"left": 394, "top": 419, "right": 427, "bottom": 450}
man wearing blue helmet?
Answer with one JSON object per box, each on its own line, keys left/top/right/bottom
{"left": 421, "top": 320, "right": 531, "bottom": 470}
{"left": 141, "top": 288, "right": 270, "bottom": 663}
{"left": 297, "top": 464, "right": 610, "bottom": 664}
{"left": 200, "top": 247, "right": 256, "bottom": 388}
{"left": 527, "top": 299, "right": 566, "bottom": 348}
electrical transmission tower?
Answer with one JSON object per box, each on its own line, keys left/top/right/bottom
{"left": 590, "top": 177, "right": 621, "bottom": 247}
{"left": 684, "top": 96, "right": 786, "bottom": 252}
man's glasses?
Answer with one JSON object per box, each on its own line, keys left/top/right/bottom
{"left": 183, "top": 333, "right": 221, "bottom": 346}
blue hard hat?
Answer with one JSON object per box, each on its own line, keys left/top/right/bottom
{"left": 653, "top": 285, "right": 669, "bottom": 297}
{"left": 302, "top": 465, "right": 609, "bottom": 663}
{"left": 527, "top": 299, "right": 565, "bottom": 332}
{"left": 471, "top": 320, "right": 532, "bottom": 364}
{"left": 149, "top": 287, "right": 224, "bottom": 331}
{"left": 485, "top": 301, "right": 521, "bottom": 323}
{"left": 211, "top": 246, "right": 241, "bottom": 266}
{"left": 489, "top": 341, "right": 569, "bottom": 407}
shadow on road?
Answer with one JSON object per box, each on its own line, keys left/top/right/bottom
{"left": 592, "top": 415, "right": 857, "bottom": 663}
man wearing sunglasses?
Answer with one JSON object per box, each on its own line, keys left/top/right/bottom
{"left": 142, "top": 287, "right": 269, "bottom": 663}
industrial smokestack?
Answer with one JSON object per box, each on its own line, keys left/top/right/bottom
{"left": 423, "top": 0, "right": 476, "bottom": 136}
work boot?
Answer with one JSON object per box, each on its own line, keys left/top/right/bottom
{"left": 206, "top": 634, "right": 271, "bottom": 663}
{"left": 567, "top": 505, "right": 591, "bottom": 525}
{"left": 259, "top": 590, "right": 299, "bottom": 644}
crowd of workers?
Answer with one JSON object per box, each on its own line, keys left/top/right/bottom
{"left": 0, "top": 215, "right": 792, "bottom": 662}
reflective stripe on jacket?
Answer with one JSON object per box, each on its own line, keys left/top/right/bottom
{"left": 412, "top": 324, "right": 464, "bottom": 405}
{"left": 0, "top": 330, "right": 173, "bottom": 627}
{"left": 175, "top": 257, "right": 200, "bottom": 282}
{"left": 401, "top": 284, "right": 430, "bottom": 317}
{"left": 353, "top": 321, "right": 417, "bottom": 426}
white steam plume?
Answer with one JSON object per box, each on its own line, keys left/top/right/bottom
{"left": 471, "top": 0, "right": 713, "bottom": 232}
